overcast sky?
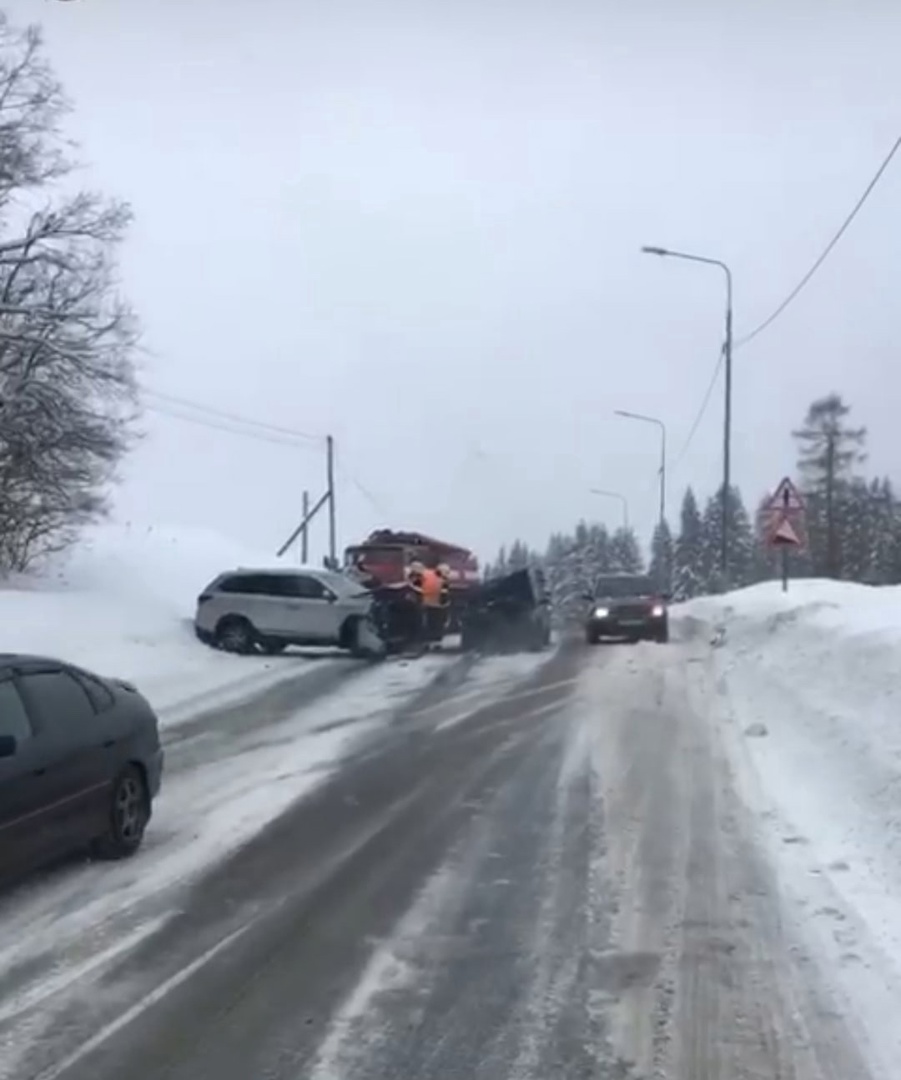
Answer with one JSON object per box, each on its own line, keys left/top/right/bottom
{"left": 8, "top": 0, "right": 899, "bottom": 562}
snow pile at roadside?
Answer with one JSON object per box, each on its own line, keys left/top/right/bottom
{"left": 680, "top": 579, "right": 901, "bottom": 1073}
{"left": 682, "top": 578, "right": 901, "bottom": 764}
{"left": 0, "top": 522, "right": 323, "bottom": 718}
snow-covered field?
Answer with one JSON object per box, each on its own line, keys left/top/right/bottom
{"left": 680, "top": 580, "right": 901, "bottom": 1076}
{"left": 0, "top": 522, "right": 335, "bottom": 724}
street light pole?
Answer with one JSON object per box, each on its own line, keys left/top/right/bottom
{"left": 590, "top": 488, "right": 629, "bottom": 530}
{"left": 614, "top": 409, "right": 667, "bottom": 528}
{"left": 641, "top": 245, "right": 733, "bottom": 582}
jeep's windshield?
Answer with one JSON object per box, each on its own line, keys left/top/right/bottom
{"left": 594, "top": 575, "right": 655, "bottom": 598}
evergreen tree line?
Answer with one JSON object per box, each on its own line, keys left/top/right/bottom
{"left": 486, "top": 394, "right": 901, "bottom": 613}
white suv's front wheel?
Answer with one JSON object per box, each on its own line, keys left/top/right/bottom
{"left": 216, "top": 616, "right": 256, "bottom": 654}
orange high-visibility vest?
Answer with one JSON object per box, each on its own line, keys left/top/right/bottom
{"left": 420, "top": 568, "right": 442, "bottom": 607}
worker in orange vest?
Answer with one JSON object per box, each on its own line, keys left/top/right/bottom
{"left": 420, "top": 562, "right": 445, "bottom": 643}
{"left": 405, "top": 560, "right": 427, "bottom": 650}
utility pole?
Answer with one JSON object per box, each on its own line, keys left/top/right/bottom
{"left": 641, "top": 245, "right": 734, "bottom": 584}
{"left": 326, "top": 434, "right": 336, "bottom": 568}
{"left": 722, "top": 292, "right": 733, "bottom": 583}
{"left": 276, "top": 434, "right": 337, "bottom": 561}
{"left": 301, "top": 490, "right": 310, "bottom": 563}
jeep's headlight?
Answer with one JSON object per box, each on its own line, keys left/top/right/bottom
{"left": 651, "top": 604, "right": 665, "bottom": 618}
{"left": 593, "top": 606, "right": 609, "bottom": 618}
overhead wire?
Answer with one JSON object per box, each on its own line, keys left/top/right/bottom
{"left": 145, "top": 388, "right": 389, "bottom": 525}
{"left": 667, "top": 134, "right": 901, "bottom": 480}
{"left": 143, "top": 388, "right": 323, "bottom": 444}
{"left": 670, "top": 344, "right": 726, "bottom": 471}
{"left": 735, "top": 134, "right": 901, "bottom": 348}
{"left": 337, "top": 460, "right": 390, "bottom": 518}
{"left": 145, "top": 400, "right": 322, "bottom": 450}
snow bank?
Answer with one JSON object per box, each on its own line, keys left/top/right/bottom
{"left": 683, "top": 579, "right": 901, "bottom": 769}
{"left": 0, "top": 522, "right": 328, "bottom": 721}
{"left": 680, "top": 580, "right": 901, "bottom": 1074}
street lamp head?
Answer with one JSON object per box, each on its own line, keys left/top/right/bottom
{"left": 641, "top": 245, "right": 669, "bottom": 257}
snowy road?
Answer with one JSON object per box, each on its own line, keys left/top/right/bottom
{"left": 4, "top": 636, "right": 886, "bottom": 1079}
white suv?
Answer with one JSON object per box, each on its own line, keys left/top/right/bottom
{"left": 194, "top": 567, "right": 380, "bottom": 656}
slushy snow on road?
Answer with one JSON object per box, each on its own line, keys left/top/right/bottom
{"left": 681, "top": 579, "right": 901, "bottom": 1078}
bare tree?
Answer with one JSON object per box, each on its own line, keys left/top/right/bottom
{"left": 0, "top": 14, "right": 139, "bottom": 572}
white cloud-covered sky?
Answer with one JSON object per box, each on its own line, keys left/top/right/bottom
{"left": 8, "top": 0, "right": 899, "bottom": 562}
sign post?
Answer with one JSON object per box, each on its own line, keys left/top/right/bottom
{"left": 762, "top": 477, "right": 806, "bottom": 592}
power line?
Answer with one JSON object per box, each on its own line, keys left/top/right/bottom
{"left": 145, "top": 401, "right": 321, "bottom": 450}
{"left": 143, "top": 388, "right": 322, "bottom": 443}
{"left": 736, "top": 134, "right": 901, "bottom": 348}
{"left": 671, "top": 344, "right": 725, "bottom": 471}
{"left": 665, "top": 137, "right": 900, "bottom": 488}
{"left": 336, "top": 460, "right": 390, "bottom": 517}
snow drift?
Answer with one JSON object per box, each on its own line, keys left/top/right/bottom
{"left": 0, "top": 522, "right": 325, "bottom": 721}
{"left": 680, "top": 580, "right": 901, "bottom": 1076}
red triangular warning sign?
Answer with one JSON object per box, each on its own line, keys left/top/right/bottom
{"left": 768, "top": 477, "right": 805, "bottom": 512}
{"left": 771, "top": 516, "right": 801, "bottom": 546}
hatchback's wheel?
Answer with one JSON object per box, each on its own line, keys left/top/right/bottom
{"left": 216, "top": 616, "right": 256, "bottom": 654}
{"left": 93, "top": 766, "right": 149, "bottom": 860}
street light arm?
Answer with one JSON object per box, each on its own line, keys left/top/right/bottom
{"left": 612, "top": 410, "right": 667, "bottom": 526}
{"left": 642, "top": 245, "right": 732, "bottom": 307}
{"left": 613, "top": 408, "right": 666, "bottom": 436}
{"left": 589, "top": 488, "right": 630, "bottom": 529}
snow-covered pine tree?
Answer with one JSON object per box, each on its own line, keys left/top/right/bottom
{"left": 586, "top": 523, "right": 612, "bottom": 583}
{"left": 544, "top": 533, "right": 584, "bottom": 624}
{"left": 648, "top": 519, "right": 674, "bottom": 592}
{"left": 608, "top": 526, "right": 644, "bottom": 573}
{"left": 673, "top": 487, "right": 704, "bottom": 600}
{"left": 835, "top": 478, "right": 878, "bottom": 582}
{"left": 793, "top": 394, "right": 867, "bottom": 578}
{"left": 507, "top": 539, "right": 531, "bottom": 570}
{"left": 727, "top": 488, "right": 755, "bottom": 587}
{"left": 699, "top": 494, "right": 722, "bottom": 593}
{"left": 698, "top": 486, "right": 755, "bottom": 592}
{"left": 884, "top": 491, "right": 901, "bottom": 585}
{"left": 860, "top": 477, "right": 897, "bottom": 584}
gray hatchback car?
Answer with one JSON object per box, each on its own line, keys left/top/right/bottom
{"left": 0, "top": 654, "right": 163, "bottom": 887}
{"left": 194, "top": 567, "right": 378, "bottom": 655}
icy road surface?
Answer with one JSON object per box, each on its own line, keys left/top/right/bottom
{"left": 4, "top": 636, "right": 886, "bottom": 1080}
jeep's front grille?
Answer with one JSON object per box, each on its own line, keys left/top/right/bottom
{"left": 613, "top": 603, "right": 650, "bottom": 620}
